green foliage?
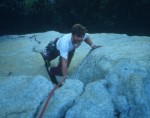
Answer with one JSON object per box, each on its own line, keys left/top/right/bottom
{"left": 0, "top": 0, "right": 150, "bottom": 35}
{"left": 24, "top": 0, "right": 38, "bottom": 8}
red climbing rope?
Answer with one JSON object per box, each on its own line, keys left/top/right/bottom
{"left": 38, "top": 77, "right": 67, "bottom": 118}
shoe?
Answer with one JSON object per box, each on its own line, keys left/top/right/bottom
{"left": 58, "top": 84, "right": 63, "bottom": 87}
{"left": 48, "top": 67, "right": 59, "bottom": 85}
{"left": 53, "top": 82, "right": 63, "bottom": 87}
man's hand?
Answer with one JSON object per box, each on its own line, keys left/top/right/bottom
{"left": 63, "top": 76, "right": 68, "bottom": 79}
{"left": 91, "top": 45, "right": 103, "bottom": 50}
{"left": 84, "top": 37, "right": 103, "bottom": 50}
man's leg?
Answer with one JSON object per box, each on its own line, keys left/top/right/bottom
{"left": 49, "top": 49, "right": 75, "bottom": 85}
{"left": 41, "top": 49, "right": 60, "bottom": 67}
{"left": 41, "top": 38, "right": 60, "bottom": 67}
{"left": 44, "top": 49, "right": 60, "bottom": 84}
{"left": 49, "top": 59, "right": 62, "bottom": 85}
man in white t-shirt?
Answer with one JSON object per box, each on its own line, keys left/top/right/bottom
{"left": 41, "top": 24, "right": 102, "bottom": 85}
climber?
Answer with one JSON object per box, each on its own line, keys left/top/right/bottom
{"left": 41, "top": 24, "right": 102, "bottom": 85}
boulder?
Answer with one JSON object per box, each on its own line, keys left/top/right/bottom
{"left": 106, "top": 59, "right": 150, "bottom": 118}
{"left": 37, "top": 79, "right": 84, "bottom": 118}
{"left": 69, "top": 47, "right": 150, "bottom": 118}
{"left": 66, "top": 79, "right": 114, "bottom": 118}
{"left": 71, "top": 51, "right": 113, "bottom": 85}
{"left": 71, "top": 34, "right": 150, "bottom": 86}
{"left": 0, "top": 75, "right": 53, "bottom": 118}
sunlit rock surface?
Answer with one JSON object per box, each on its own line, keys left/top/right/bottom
{"left": 0, "top": 75, "right": 53, "bottom": 118}
{"left": 37, "top": 79, "right": 84, "bottom": 118}
{"left": 0, "top": 31, "right": 150, "bottom": 118}
{"left": 66, "top": 79, "right": 114, "bottom": 118}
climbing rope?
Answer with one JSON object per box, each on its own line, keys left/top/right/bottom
{"left": 38, "top": 77, "right": 67, "bottom": 118}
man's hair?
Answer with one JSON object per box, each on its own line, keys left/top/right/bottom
{"left": 71, "top": 24, "right": 87, "bottom": 37}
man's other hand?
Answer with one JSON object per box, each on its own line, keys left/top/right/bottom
{"left": 92, "top": 45, "right": 103, "bottom": 49}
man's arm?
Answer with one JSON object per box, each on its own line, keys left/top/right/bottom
{"left": 61, "top": 56, "right": 68, "bottom": 78}
{"left": 84, "top": 37, "right": 103, "bottom": 49}
{"left": 84, "top": 37, "right": 93, "bottom": 46}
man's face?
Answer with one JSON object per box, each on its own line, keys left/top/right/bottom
{"left": 72, "top": 34, "right": 84, "bottom": 43}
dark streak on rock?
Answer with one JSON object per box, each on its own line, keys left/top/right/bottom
{"left": 29, "top": 35, "right": 41, "bottom": 44}
{"left": 34, "top": 37, "right": 41, "bottom": 44}
{"left": 114, "top": 110, "right": 121, "bottom": 118}
{"left": 8, "top": 72, "right": 12, "bottom": 76}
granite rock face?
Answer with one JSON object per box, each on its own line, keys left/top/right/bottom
{"left": 66, "top": 79, "right": 114, "bottom": 118}
{"left": 105, "top": 59, "right": 150, "bottom": 118}
{"left": 0, "top": 32, "right": 150, "bottom": 118}
{"left": 38, "top": 79, "right": 84, "bottom": 118}
{"left": 69, "top": 47, "right": 150, "bottom": 118}
{"left": 0, "top": 75, "right": 84, "bottom": 118}
{"left": 0, "top": 75, "right": 54, "bottom": 118}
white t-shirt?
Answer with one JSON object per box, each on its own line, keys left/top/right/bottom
{"left": 56, "top": 33, "right": 89, "bottom": 59}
